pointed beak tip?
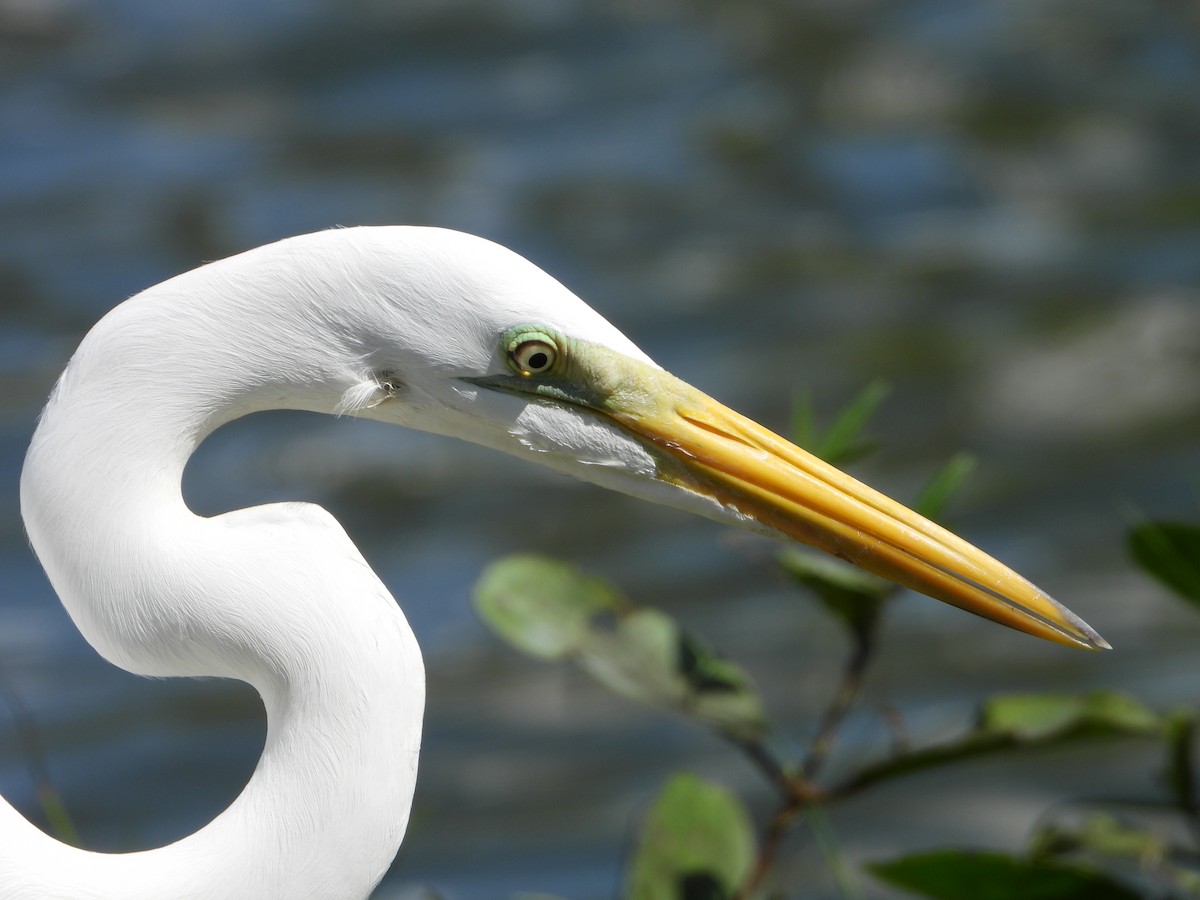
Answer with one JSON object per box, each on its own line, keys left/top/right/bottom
{"left": 1049, "top": 597, "right": 1110, "bottom": 651}
{"left": 1090, "top": 633, "right": 1114, "bottom": 652}
{"left": 611, "top": 370, "right": 1110, "bottom": 653}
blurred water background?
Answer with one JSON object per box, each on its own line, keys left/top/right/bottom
{"left": 1, "top": 1, "right": 1199, "bottom": 897}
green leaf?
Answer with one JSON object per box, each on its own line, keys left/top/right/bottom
{"left": 778, "top": 547, "right": 890, "bottom": 638}
{"left": 578, "top": 608, "right": 679, "bottom": 704}
{"left": 912, "top": 453, "right": 976, "bottom": 521}
{"left": 1034, "top": 813, "right": 1162, "bottom": 862}
{"left": 474, "top": 557, "right": 767, "bottom": 739}
{"left": 579, "top": 609, "right": 768, "bottom": 741}
{"left": 791, "top": 380, "right": 892, "bottom": 466}
{"left": 1128, "top": 521, "right": 1200, "bottom": 606}
{"left": 818, "top": 380, "right": 892, "bottom": 465}
{"left": 472, "top": 554, "right": 627, "bottom": 659}
{"left": 627, "top": 774, "right": 756, "bottom": 900}
{"left": 869, "top": 850, "right": 1141, "bottom": 900}
{"left": 1032, "top": 813, "right": 1200, "bottom": 895}
{"left": 980, "top": 692, "right": 1159, "bottom": 741}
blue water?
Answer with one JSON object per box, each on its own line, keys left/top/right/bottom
{"left": 2, "top": 2, "right": 1199, "bottom": 897}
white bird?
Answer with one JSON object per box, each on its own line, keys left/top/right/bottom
{"left": 4, "top": 226, "right": 1106, "bottom": 899}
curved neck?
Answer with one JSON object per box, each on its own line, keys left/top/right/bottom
{"left": 6, "top": 244, "right": 425, "bottom": 899}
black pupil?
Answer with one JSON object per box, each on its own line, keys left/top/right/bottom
{"left": 526, "top": 350, "right": 549, "bottom": 370}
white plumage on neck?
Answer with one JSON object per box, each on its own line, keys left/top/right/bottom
{"left": 8, "top": 229, "right": 518, "bottom": 898}
{"left": 8, "top": 225, "right": 662, "bottom": 898}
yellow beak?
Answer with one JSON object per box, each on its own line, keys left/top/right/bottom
{"left": 608, "top": 374, "right": 1108, "bottom": 651}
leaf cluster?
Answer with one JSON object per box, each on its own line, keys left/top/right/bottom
{"left": 468, "top": 384, "right": 1200, "bottom": 899}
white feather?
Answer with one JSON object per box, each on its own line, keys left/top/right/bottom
{"left": 5, "top": 226, "right": 703, "bottom": 899}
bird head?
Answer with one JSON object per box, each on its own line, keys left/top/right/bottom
{"left": 329, "top": 227, "right": 1106, "bottom": 651}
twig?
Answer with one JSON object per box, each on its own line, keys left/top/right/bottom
{"left": 733, "top": 735, "right": 792, "bottom": 794}
{"left": 738, "top": 795, "right": 804, "bottom": 899}
{"left": 730, "top": 735, "right": 826, "bottom": 899}
{"left": 735, "top": 619, "right": 881, "bottom": 898}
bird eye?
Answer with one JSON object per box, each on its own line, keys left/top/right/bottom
{"left": 509, "top": 337, "right": 558, "bottom": 376}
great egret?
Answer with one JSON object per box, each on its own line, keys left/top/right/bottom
{"left": 5, "top": 226, "right": 1105, "bottom": 899}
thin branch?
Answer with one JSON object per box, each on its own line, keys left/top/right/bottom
{"left": 734, "top": 619, "right": 881, "bottom": 898}
{"left": 731, "top": 735, "right": 796, "bottom": 798}
{"left": 729, "top": 734, "right": 825, "bottom": 899}
{"left": 738, "top": 795, "right": 804, "bottom": 900}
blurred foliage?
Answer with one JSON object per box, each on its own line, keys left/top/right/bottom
{"left": 790, "top": 379, "right": 892, "bottom": 468}
{"left": 475, "top": 555, "right": 768, "bottom": 741}
{"left": 471, "top": 383, "right": 1200, "bottom": 898}
{"left": 473, "top": 554, "right": 630, "bottom": 660}
{"left": 980, "top": 692, "right": 1158, "bottom": 742}
{"left": 1128, "top": 521, "right": 1200, "bottom": 607}
{"left": 16, "top": 380, "right": 1190, "bottom": 896}
{"left": 868, "top": 850, "right": 1141, "bottom": 900}
{"left": 627, "top": 774, "right": 756, "bottom": 900}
